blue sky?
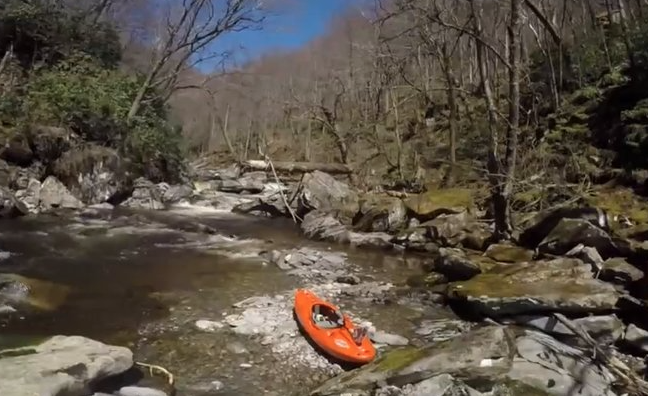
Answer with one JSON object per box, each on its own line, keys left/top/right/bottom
{"left": 202, "top": 0, "right": 365, "bottom": 71}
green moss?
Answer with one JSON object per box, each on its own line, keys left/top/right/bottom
{"left": 372, "top": 346, "right": 429, "bottom": 372}
{"left": 585, "top": 187, "right": 648, "bottom": 225}
{"left": 404, "top": 188, "right": 474, "bottom": 217}
{"left": 492, "top": 378, "right": 553, "bottom": 396}
{"left": 570, "top": 86, "right": 601, "bottom": 105}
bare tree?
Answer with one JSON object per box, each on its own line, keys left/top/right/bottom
{"left": 127, "top": 0, "right": 265, "bottom": 120}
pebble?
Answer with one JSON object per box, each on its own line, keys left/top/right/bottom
{"left": 195, "top": 319, "right": 224, "bottom": 332}
{"left": 240, "top": 363, "right": 253, "bottom": 368}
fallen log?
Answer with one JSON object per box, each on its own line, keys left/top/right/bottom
{"left": 241, "top": 160, "right": 352, "bottom": 175}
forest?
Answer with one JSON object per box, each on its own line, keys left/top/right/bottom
{"left": 2, "top": 0, "right": 648, "bottom": 236}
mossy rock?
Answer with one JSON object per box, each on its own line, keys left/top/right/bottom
{"left": 404, "top": 188, "right": 474, "bottom": 220}
{"left": 584, "top": 187, "right": 648, "bottom": 225}
{"left": 406, "top": 272, "right": 448, "bottom": 288}
{"left": 492, "top": 378, "right": 553, "bottom": 396}
{"left": 484, "top": 244, "right": 534, "bottom": 263}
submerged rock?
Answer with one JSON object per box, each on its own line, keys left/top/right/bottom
{"left": 0, "top": 335, "right": 133, "bottom": 396}
{"left": 0, "top": 273, "right": 70, "bottom": 312}
{"left": 447, "top": 258, "right": 621, "bottom": 317}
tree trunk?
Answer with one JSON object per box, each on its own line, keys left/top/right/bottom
{"left": 242, "top": 160, "right": 352, "bottom": 175}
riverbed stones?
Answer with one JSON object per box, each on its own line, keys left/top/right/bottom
{"left": 0, "top": 335, "right": 133, "bottom": 396}
{"left": 117, "top": 386, "right": 168, "bottom": 396}
{"left": 353, "top": 195, "right": 407, "bottom": 233}
{"left": 447, "top": 258, "right": 621, "bottom": 317}
{"left": 599, "top": 257, "right": 644, "bottom": 285}
{"left": 537, "top": 218, "right": 619, "bottom": 258}
{"left": 623, "top": 324, "right": 648, "bottom": 353}
{"left": 301, "top": 211, "right": 394, "bottom": 249}
{"left": 298, "top": 171, "right": 359, "bottom": 218}
{"left": 39, "top": 175, "right": 84, "bottom": 210}
{"left": 508, "top": 314, "right": 625, "bottom": 344}
{"left": 434, "top": 248, "right": 498, "bottom": 281}
{"left": 484, "top": 243, "right": 534, "bottom": 263}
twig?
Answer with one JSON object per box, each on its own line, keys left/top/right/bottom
{"left": 261, "top": 153, "right": 302, "bottom": 223}
{"left": 135, "top": 361, "right": 176, "bottom": 395}
{"left": 553, "top": 313, "right": 648, "bottom": 395}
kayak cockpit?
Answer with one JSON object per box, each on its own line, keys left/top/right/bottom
{"left": 311, "top": 304, "right": 344, "bottom": 329}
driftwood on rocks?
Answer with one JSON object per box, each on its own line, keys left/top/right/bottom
{"left": 241, "top": 160, "right": 352, "bottom": 175}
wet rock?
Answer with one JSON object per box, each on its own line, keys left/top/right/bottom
{"left": 118, "top": 387, "right": 168, "bottom": 396}
{"left": 10, "top": 161, "right": 45, "bottom": 190}
{"left": 298, "top": 171, "right": 359, "bottom": 219}
{"left": 506, "top": 330, "right": 616, "bottom": 396}
{"left": 0, "top": 273, "right": 70, "bottom": 311}
{"left": 434, "top": 248, "right": 498, "bottom": 281}
{"left": 538, "top": 218, "right": 619, "bottom": 258}
{"left": 509, "top": 314, "right": 625, "bottom": 345}
{"left": 39, "top": 176, "right": 84, "bottom": 210}
{"left": 301, "top": 211, "right": 394, "bottom": 249}
{"left": 310, "top": 325, "right": 513, "bottom": 395}
{"left": 0, "top": 335, "right": 133, "bottom": 396}
{"left": 623, "top": 324, "right": 648, "bottom": 353}
{"left": 599, "top": 257, "right": 644, "bottom": 285}
{"left": 403, "top": 188, "right": 474, "bottom": 222}
{"left": 391, "top": 227, "right": 440, "bottom": 253}
{"left": 121, "top": 178, "right": 164, "bottom": 210}
{"left": 0, "top": 186, "right": 28, "bottom": 218}
{"left": 53, "top": 145, "right": 130, "bottom": 204}
{"left": 447, "top": 258, "right": 621, "bottom": 317}
{"left": 353, "top": 195, "right": 407, "bottom": 233}
{"left": 484, "top": 244, "right": 534, "bottom": 263}
{"left": 192, "top": 163, "right": 240, "bottom": 182}
{"left": 369, "top": 331, "right": 409, "bottom": 346}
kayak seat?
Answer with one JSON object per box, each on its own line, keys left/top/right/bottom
{"left": 312, "top": 304, "right": 343, "bottom": 329}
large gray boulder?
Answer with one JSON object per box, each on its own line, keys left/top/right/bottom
{"left": 0, "top": 335, "right": 133, "bottom": 396}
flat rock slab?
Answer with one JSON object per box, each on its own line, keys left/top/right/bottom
{"left": 0, "top": 335, "right": 133, "bottom": 396}
{"left": 311, "top": 325, "right": 514, "bottom": 395}
{"left": 447, "top": 258, "right": 621, "bottom": 316}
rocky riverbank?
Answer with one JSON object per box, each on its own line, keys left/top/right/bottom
{"left": 2, "top": 156, "right": 648, "bottom": 395}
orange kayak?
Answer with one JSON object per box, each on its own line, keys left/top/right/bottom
{"left": 293, "top": 288, "right": 376, "bottom": 365}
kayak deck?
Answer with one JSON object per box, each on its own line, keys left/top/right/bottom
{"left": 293, "top": 289, "right": 376, "bottom": 365}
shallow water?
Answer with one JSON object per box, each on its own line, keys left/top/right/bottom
{"left": 0, "top": 206, "right": 429, "bottom": 395}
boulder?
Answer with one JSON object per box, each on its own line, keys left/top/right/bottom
{"left": 353, "top": 195, "right": 407, "bottom": 233}
{"left": 447, "top": 258, "right": 621, "bottom": 317}
{"left": 599, "top": 257, "right": 644, "bottom": 285}
{"left": 537, "top": 218, "right": 620, "bottom": 258}
{"left": 10, "top": 161, "right": 44, "bottom": 190}
{"left": 0, "top": 186, "right": 29, "bottom": 218}
{"left": 0, "top": 335, "right": 133, "bottom": 396}
{"left": 623, "top": 324, "right": 648, "bottom": 353}
{"left": 53, "top": 145, "right": 131, "bottom": 205}
{"left": 39, "top": 176, "right": 84, "bottom": 210}
{"left": 519, "top": 207, "right": 610, "bottom": 248}
{"left": 14, "top": 178, "right": 41, "bottom": 212}
{"left": 120, "top": 178, "right": 164, "bottom": 210}
{"left": 157, "top": 182, "right": 193, "bottom": 204}
{"left": 298, "top": 171, "right": 359, "bottom": 220}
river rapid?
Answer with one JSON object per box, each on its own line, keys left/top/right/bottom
{"left": 0, "top": 205, "right": 443, "bottom": 396}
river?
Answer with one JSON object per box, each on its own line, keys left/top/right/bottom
{"left": 0, "top": 205, "right": 440, "bottom": 396}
